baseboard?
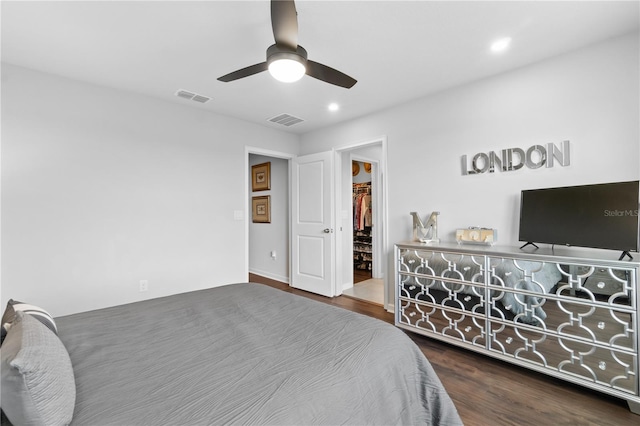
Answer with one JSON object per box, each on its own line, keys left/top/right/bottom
{"left": 248, "top": 268, "right": 289, "bottom": 285}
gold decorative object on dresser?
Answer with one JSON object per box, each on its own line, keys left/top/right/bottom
{"left": 394, "top": 241, "right": 640, "bottom": 414}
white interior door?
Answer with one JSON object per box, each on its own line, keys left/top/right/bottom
{"left": 290, "top": 151, "right": 335, "bottom": 297}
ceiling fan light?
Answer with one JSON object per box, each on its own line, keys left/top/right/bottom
{"left": 268, "top": 58, "right": 306, "bottom": 83}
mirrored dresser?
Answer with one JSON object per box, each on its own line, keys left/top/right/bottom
{"left": 394, "top": 242, "right": 640, "bottom": 414}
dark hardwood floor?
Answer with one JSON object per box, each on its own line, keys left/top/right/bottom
{"left": 248, "top": 274, "right": 639, "bottom": 426}
{"left": 354, "top": 268, "right": 372, "bottom": 283}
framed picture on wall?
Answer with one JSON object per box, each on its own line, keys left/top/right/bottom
{"left": 251, "top": 162, "right": 271, "bottom": 191}
{"left": 252, "top": 196, "right": 271, "bottom": 223}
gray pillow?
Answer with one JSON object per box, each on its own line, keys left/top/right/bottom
{"left": 1, "top": 299, "right": 58, "bottom": 346}
{"left": 1, "top": 312, "right": 76, "bottom": 426}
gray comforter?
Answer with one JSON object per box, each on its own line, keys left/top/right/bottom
{"left": 56, "top": 283, "right": 462, "bottom": 425}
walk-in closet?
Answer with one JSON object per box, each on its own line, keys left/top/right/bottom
{"left": 352, "top": 161, "right": 373, "bottom": 283}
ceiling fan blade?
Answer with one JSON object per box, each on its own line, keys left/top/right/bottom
{"left": 271, "top": 0, "right": 298, "bottom": 49}
{"left": 306, "top": 60, "right": 357, "bottom": 89}
{"left": 217, "top": 62, "right": 268, "bottom": 82}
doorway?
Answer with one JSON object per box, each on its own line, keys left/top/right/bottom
{"left": 336, "top": 139, "right": 387, "bottom": 308}
{"left": 245, "top": 148, "right": 294, "bottom": 285}
{"left": 346, "top": 159, "right": 384, "bottom": 306}
{"left": 352, "top": 161, "right": 373, "bottom": 283}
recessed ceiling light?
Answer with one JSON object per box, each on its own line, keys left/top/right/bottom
{"left": 328, "top": 103, "right": 340, "bottom": 112}
{"left": 490, "top": 37, "right": 511, "bottom": 53}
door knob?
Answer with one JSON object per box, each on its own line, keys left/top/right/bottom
{"left": 323, "top": 228, "right": 333, "bottom": 233}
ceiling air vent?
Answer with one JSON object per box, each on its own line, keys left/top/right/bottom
{"left": 175, "top": 89, "right": 211, "bottom": 104}
{"left": 268, "top": 113, "right": 304, "bottom": 127}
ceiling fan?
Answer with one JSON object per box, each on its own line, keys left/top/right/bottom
{"left": 217, "top": 0, "right": 357, "bottom": 89}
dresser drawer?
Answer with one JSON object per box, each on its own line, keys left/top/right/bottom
{"left": 572, "top": 266, "right": 628, "bottom": 296}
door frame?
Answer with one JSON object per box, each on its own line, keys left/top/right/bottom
{"left": 335, "top": 136, "right": 390, "bottom": 311}
{"left": 244, "top": 146, "right": 295, "bottom": 282}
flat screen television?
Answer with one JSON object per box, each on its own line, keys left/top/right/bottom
{"left": 518, "top": 180, "right": 639, "bottom": 260}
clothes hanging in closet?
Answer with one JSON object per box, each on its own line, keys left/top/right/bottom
{"left": 353, "top": 193, "right": 372, "bottom": 231}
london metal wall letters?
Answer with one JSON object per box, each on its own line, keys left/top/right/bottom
{"left": 461, "top": 140, "right": 570, "bottom": 175}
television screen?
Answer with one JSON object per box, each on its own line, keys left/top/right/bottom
{"left": 518, "top": 181, "right": 639, "bottom": 254}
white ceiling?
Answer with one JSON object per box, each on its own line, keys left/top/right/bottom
{"left": 2, "top": 1, "right": 638, "bottom": 134}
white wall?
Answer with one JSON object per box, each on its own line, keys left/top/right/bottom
{"left": 1, "top": 64, "right": 299, "bottom": 316}
{"left": 3, "top": 33, "right": 638, "bottom": 317}
{"left": 248, "top": 154, "right": 289, "bottom": 283}
{"left": 300, "top": 33, "right": 640, "bottom": 307}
